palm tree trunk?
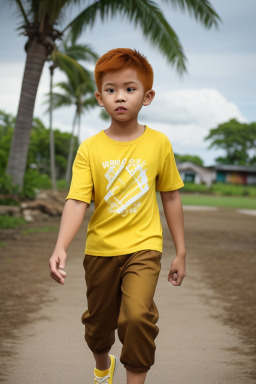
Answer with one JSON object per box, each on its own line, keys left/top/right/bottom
{"left": 6, "top": 38, "right": 48, "bottom": 188}
{"left": 65, "top": 112, "right": 77, "bottom": 184}
{"left": 49, "top": 66, "right": 57, "bottom": 192}
{"left": 77, "top": 112, "right": 81, "bottom": 145}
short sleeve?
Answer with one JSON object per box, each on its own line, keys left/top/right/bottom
{"left": 66, "top": 145, "right": 93, "bottom": 204}
{"left": 156, "top": 142, "right": 184, "bottom": 192}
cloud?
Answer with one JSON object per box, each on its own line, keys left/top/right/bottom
{"left": 51, "top": 88, "right": 246, "bottom": 165}
{"left": 0, "top": 59, "right": 247, "bottom": 166}
{"left": 0, "top": 64, "right": 23, "bottom": 113}
{"left": 139, "top": 88, "right": 246, "bottom": 164}
{"left": 141, "top": 88, "right": 245, "bottom": 126}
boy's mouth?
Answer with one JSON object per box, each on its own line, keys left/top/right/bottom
{"left": 115, "top": 106, "right": 127, "bottom": 111}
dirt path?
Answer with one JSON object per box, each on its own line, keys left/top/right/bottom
{"left": 1, "top": 208, "right": 255, "bottom": 383}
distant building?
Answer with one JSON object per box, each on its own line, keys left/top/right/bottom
{"left": 178, "top": 162, "right": 215, "bottom": 186}
{"left": 212, "top": 164, "right": 256, "bottom": 185}
{"left": 177, "top": 162, "right": 256, "bottom": 186}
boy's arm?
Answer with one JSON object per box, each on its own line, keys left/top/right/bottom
{"left": 49, "top": 199, "right": 88, "bottom": 285}
{"left": 160, "top": 190, "right": 186, "bottom": 286}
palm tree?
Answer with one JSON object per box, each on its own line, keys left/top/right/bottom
{"left": 48, "top": 40, "right": 98, "bottom": 191}
{"left": 50, "top": 65, "right": 97, "bottom": 183}
{"left": 5, "top": 0, "right": 220, "bottom": 188}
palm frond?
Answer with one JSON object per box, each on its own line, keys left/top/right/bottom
{"left": 53, "top": 50, "right": 96, "bottom": 82}
{"left": 48, "top": 70, "right": 97, "bottom": 115}
{"left": 14, "top": 0, "right": 30, "bottom": 26}
{"left": 63, "top": 0, "right": 187, "bottom": 73}
{"left": 54, "top": 81, "right": 75, "bottom": 96}
{"left": 61, "top": 0, "right": 100, "bottom": 39}
{"left": 27, "top": 0, "right": 71, "bottom": 28}
{"left": 49, "top": 92, "right": 74, "bottom": 109}
{"left": 99, "top": 109, "right": 111, "bottom": 121}
{"left": 52, "top": 55, "right": 96, "bottom": 95}
{"left": 62, "top": 42, "right": 98, "bottom": 62}
{"left": 46, "top": 0, "right": 73, "bottom": 27}
{"left": 54, "top": 50, "right": 81, "bottom": 69}
{"left": 32, "top": 117, "right": 47, "bottom": 131}
{"left": 162, "top": 0, "right": 221, "bottom": 28}
{"left": 81, "top": 95, "right": 98, "bottom": 109}
{"left": 131, "top": 0, "right": 187, "bottom": 73}
{"left": 2, "top": 0, "right": 31, "bottom": 27}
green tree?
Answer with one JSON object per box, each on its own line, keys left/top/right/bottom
{"left": 0, "top": 111, "right": 15, "bottom": 173}
{"left": 48, "top": 40, "right": 98, "bottom": 191}
{"left": 0, "top": 110, "right": 77, "bottom": 180}
{"left": 205, "top": 119, "right": 256, "bottom": 166}
{"left": 28, "top": 119, "right": 78, "bottom": 179}
{"left": 175, "top": 154, "right": 204, "bottom": 167}
{"left": 4, "top": 0, "right": 220, "bottom": 188}
{"left": 250, "top": 122, "right": 256, "bottom": 165}
{"left": 50, "top": 65, "right": 97, "bottom": 183}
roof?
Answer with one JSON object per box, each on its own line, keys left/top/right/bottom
{"left": 212, "top": 165, "right": 256, "bottom": 173}
{"left": 178, "top": 162, "right": 256, "bottom": 174}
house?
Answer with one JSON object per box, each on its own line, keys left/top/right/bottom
{"left": 177, "top": 162, "right": 256, "bottom": 186}
{"left": 212, "top": 164, "right": 256, "bottom": 185}
{"left": 177, "top": 162, "right": 215, "bottom": 187}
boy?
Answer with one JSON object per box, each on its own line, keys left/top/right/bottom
{"left": 49, "top": 48, "right": 186, "bottom": 384}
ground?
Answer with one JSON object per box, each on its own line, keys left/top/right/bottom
{"left": 0, "top": 202, "right": 255, "bottom": 383}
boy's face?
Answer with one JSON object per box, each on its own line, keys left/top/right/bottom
{"left": 95, "top": 68, "right": 155, "bottom": 123}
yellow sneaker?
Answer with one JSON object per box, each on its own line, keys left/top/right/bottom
{"left": 94, "top": 355, "right": 118, "bottom": 384}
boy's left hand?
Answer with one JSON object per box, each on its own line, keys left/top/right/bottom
{"left": 168, "top": 255, "right": 186, "bottom": 286}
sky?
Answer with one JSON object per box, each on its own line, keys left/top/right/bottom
{"left": 0, "top": 0, "right": 255, "bottom": 165}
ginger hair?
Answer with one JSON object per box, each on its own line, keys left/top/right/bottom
{"left": 94, "top": 48, "right": 153, "bottom": 92}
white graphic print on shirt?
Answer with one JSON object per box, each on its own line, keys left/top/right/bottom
{"left": 103, "top": 158, "right": 149, "bottom": 217}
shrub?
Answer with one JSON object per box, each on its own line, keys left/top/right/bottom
{"left": 0, "top": 215, "right": 26, "bottom": 229}
{"left": 0, "top": 174, "right": 20, "bottom": 205}
{"left": 0, "top": 174, "right": 20, "bottom": 195}
{"left": 181, "top": 182, "right": 256, "bottom": 197}
{"left": 0, "top": 171, "right": 52, "bottom": 201}
{"left": 182, "top": 183, "right": 210, "bottom": 193}
{"left": 212, "top": 183, "right": 256, "bottom": 197}
{"left": 57, "top": 179, "right": 69, "bottom": 191}
{"left": 22, "top": 170, "right": 52, "bottom": 199}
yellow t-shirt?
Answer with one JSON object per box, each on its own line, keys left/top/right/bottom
{"left": 66, "top": 126, "right": 184, "bottom": 256}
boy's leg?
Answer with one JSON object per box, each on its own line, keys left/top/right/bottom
{"left": 127, "top": 371, "right": 147, "bottom": 384}
{"left": 117, "top": 250, "right": 162, "bottom": 374}
{"left": 81, "top": 254, "right": 122, "bottom": 357}
{"left": 93, "top": 352, "right": 111, "bottom": 370}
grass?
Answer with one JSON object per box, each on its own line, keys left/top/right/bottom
{"left": 156, "top": 191, "right": 256, "bottom": 209}
{"left": 180, "top": 194, "right": 256, "bottom": 209}
{"left": 22, "top": 227, "right": 58, "bottom": 235}
{"left": 183, "top": 182, "right": 256, "bottom": 197}
{"left": 0, "top": 215, "right": 26, "bottom": 229}
{"left": 0, "top": 241, "right": 6, "bottom": 247}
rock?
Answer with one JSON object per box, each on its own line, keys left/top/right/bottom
{"left": 0, "top": 206, "right": 21, "bottom": 217}
{"left": 0, "top": 191, "right": 65, "bottom": 223}
{"left": 35, "top": 192, "right": 48, "bottom": 200}
{"left": 21, "top": 199, "right": 63, "bottom": 216}
{"left": 22, "top": 209, "right": 49, "bottom": 222}
{"left": 22, "top": 209, "right": 34, "bottom": 222}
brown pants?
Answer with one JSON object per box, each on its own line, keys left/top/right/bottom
{"left": 81, "top": 249, "right": 162, "bottom": 372}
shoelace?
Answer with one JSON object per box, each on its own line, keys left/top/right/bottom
{"left": 94, "top": 374, "right": 110, "bottom": 384}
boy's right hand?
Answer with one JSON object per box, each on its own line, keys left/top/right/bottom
{"left": 49, "top": 249, "right": 67, "bottom": 285}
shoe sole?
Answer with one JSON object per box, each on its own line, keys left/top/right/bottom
{"left": 112, "top": 356, "right": 119, "bottom": 381}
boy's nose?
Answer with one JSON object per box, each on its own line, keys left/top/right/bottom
{"left": 115, "top": 91, "right": 126, "bottom": 102}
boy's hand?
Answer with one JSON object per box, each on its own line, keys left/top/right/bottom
{"left": 49, "top": 249, "right": 67, "bottom": 285}
{"left": 168, "top": 255, "right": 186, "bottom": 286}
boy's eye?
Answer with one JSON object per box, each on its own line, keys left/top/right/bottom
{"left": 106, "top": 88, "right": 114, "bottom": 93}
{"left": 127, "top": 87, "right": 135, "bottom": 92}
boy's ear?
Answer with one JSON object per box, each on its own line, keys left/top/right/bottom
{"left": 95, "top": 91, "right": 104, "bottom": 107}
{"left": 143, "top": 90, "right": 155, "bottom": 106}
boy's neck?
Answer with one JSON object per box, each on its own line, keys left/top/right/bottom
{"left": 105, "top": 120, "right": 146, "bottom": 141}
